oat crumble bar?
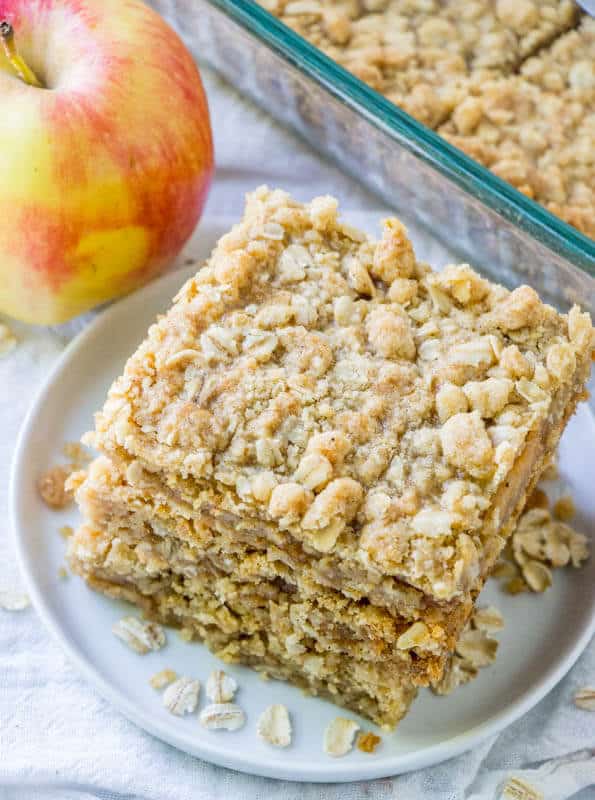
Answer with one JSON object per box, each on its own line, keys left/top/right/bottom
{"left": 68, "top": 187, "right": 594, "bottom": 728}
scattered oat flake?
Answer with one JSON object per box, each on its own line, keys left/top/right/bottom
{"left": 553, "top": 495, "right": 575, "bottom": 521}
{"left": 0, "top": 322, "right": 17, "bottom": 355}
{"left": 206, "top": 669, "right": 238, "bottom": 703}
{"left": 37, "top": 465, "right": 73, "bottom": 510}
{"left": 257, "top": 704, "right": 292, "bottom": 747}
{"left": 178, "top": 627, "right": 193, "bottom": 642}
{"left": 500, "top": 776, "right": 543, "bottom": 800}
{"left": 473, "top": 605, "right": 504, "bottom": 633}
{"left": 521, "top": 560, "right": 552, "bottom": 593}
{"left": 574, "top": 687, "right": 595, "bottom": 711}
{"left": 505, "top": 576, "right": 529, "bottom": 595}
{"left": 0, "top": 591, "right": 30, "bottom": 611}
{"left": 323, "top": 717, "right": 360, "bottom": 757}
{"left": 163, "top": 677, "right": 200, "bottom": 715}
{"left": 432, "top": 654, "right": 477, "bottom": 695}
{"left": 357, "top": 731, "right": 381, "bottom": 753}
{"left": 62, "top": 441, "right": 91, "bottom": 466}
{"left": 112, "top": 616, "right": 166, "bottom": 654}
{"left": 199, "top": 703, "right": 246, "bottom": 731}
{"left": 149, "top": 668, "right": 178, "bottom": 690}
{"left": 456, "top": 628, "right": 498, "bottom": 668}
{"left": 491, "top": 560, "right": 518, "bottom": 580}
{"left": 59, "top": 525, "right": 74, "bottom": 539}
{"left": 57, "top": 567, "right": 68, "bottom": 580}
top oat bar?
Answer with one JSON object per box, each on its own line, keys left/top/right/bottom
{"left": 88, "top": 187, "right": 594, "bottom": 601}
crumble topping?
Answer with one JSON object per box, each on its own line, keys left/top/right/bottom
{"left": 440, "top": 18, "right": 595, "bottom": 238}
{"left": 89, "top": 187, "right": 594, "bottom": 601}
{"left": 257, "top": 1, "right": 593, "bottom": 236}
{"left": 357, "top": 730, "right": 382, "bottom": 753}
{"left": 263, "top": 0, "right": 577, "bottom": 125}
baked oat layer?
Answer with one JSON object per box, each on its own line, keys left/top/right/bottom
{"left": 86, "top": 188, "right": 595, "bottom": 605}
{"left": 69, "top": 457, "right": 475, "bottom": 678}
{"left": 67, "top": 523, "right": 418, "bottom": 728}
{"left": 261, "top": 0, "right": 578, "bottom": 127}
{"left": 440, "top": 17, "right": 595, "bottom": 238}
{"left": 256, "top": 2, "right": 593, "bottom": 236}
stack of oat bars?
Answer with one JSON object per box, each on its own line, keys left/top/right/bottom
{"left": 68, "top": 188, "right": 594, "bottom": 729}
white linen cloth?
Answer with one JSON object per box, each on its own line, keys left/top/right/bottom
{"left": 1, "top": 64, "right": 594, "bottom": 800}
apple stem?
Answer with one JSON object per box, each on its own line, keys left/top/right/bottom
{"left": 0, "top": 21, "right": 43, "bottom": 88}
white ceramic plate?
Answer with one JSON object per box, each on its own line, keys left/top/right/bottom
{"left": 11, "top": 220, "right": 595, "bottom": 782}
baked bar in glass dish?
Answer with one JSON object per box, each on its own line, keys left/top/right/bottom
{"left": 68, "top": 187, "right": 594, "bottom": 728}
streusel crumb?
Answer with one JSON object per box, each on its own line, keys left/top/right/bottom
{"left": 357, "top": 731, "right": 382, "bottom": 753}
{"left": 38, "top": 465, "right": 74, "bottom": 510}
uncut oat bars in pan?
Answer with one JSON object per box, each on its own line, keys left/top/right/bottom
{"left": 68, "top": 187, "right": 594, "bottom": 728}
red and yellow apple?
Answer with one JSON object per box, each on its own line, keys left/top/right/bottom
{"left": 0, "top": 0, "right": 213, "bottom": 324}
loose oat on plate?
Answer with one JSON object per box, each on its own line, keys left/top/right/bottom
{"left": 0, "top": 590, "right": 30, "bottom": 611}
{"left": 573, "top": 687, "right": 595, "bottom": 711}
{"left": 111, "top": 616, "right": 166, "bottom": 654}
{"left": 68, "top": 188, "right": 594, "bottom": 728}
{"left": 199, "top": 703, "right": 246, "bottom": 731}
{"left": 323, "top": 717, "right": 360, "bottom": 757}
{"left": 149, "top": 668, "right": 178, "bottom": 690}
{"left": 257, "top": 704, "right": 292, "bottom": 747}
{"left": 162, "top": 677, "right": 200, "bottom": 716}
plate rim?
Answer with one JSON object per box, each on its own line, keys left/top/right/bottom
{"left": 10, "top": 249, "right": 595, "bottom": 783}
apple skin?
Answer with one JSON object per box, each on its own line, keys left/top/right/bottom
{"left": 0, "top": 0, "right": 213, "bottom": 324}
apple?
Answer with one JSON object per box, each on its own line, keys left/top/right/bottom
{"left": 0, "top": 0, "right": 213, "bottom": 324}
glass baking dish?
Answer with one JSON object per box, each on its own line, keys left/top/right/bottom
{"left": 150, "top": 0, "right": 595, "bottom": 313}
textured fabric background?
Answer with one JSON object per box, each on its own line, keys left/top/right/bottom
{"left": 1, "top": 55, "right": 594, "bottom": 800}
